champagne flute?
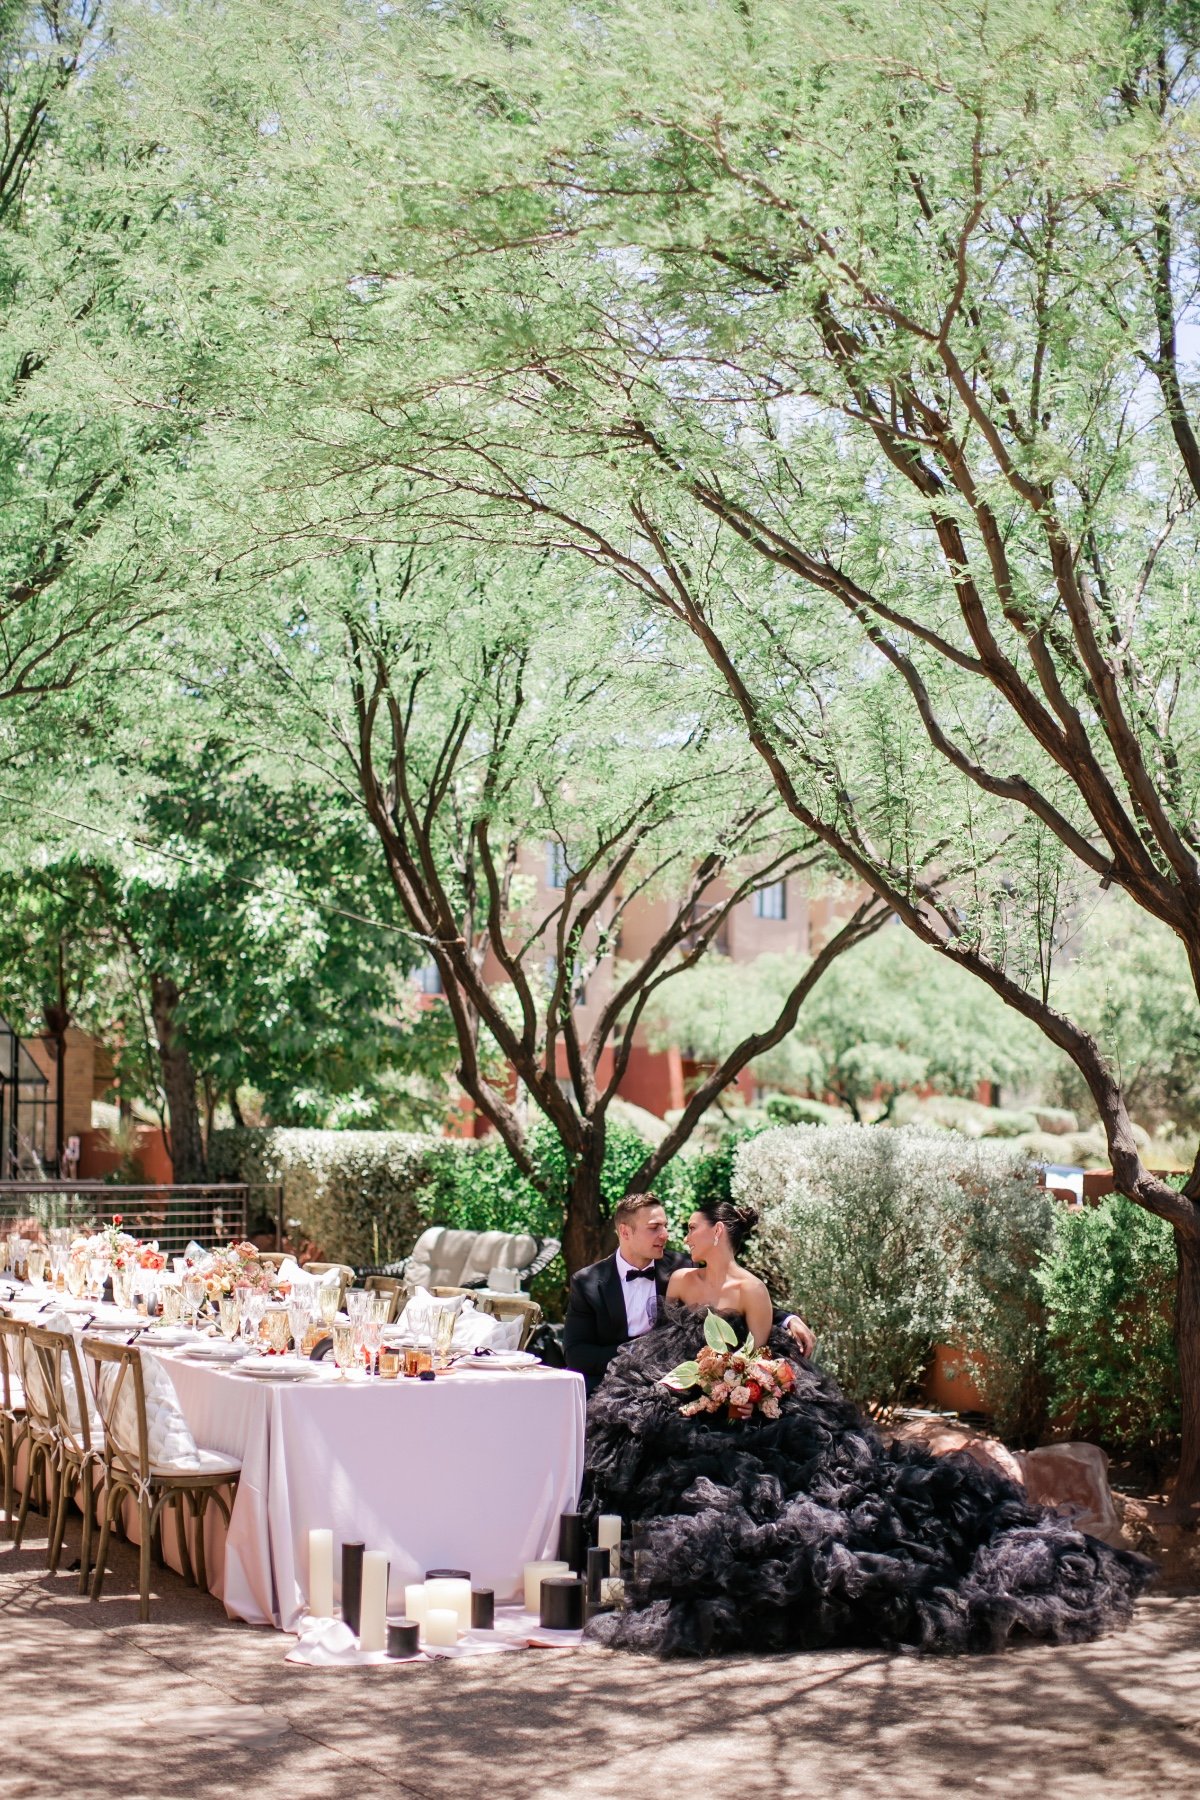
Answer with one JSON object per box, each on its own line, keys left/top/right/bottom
{"left": 361, "top": 1317, "right": 383, "bottom": 1377}
{"left": 26, "top": 1244, "right": 47, "bottom": 1289}
{"left": 219, "top": 1295, "right": 241, "bottom": 1341}
{"left": 433, "top": 1302, "right": 456, "bottom": 1370}
{"left": 88, "top": 1255, "right": 108, "bottom": 1302}
{"left": 182, "top": 1272, "right": 206, "bottom": 1331}
{"left": 318, "top": 1281, "right": 340, "bottom": 1327}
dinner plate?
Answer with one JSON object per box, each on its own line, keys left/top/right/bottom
{"left": 453, "top": 1351, "right": 540, "bottom": 1370}
{"left": 138, "top": 1328, "right": 199, "bottom": 1348}
{"left": 82, "top": 1312, "right": 142, "bottom": 1332}
{"left": 233, "top": 1356, "right": 320, "bottom": 1381}
{"left": 180, "top": 1340, "right": 247, "bottom": 1363}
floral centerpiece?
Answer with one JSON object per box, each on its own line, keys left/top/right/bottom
{"left": 70, "top": 1215, "right": 164, "bottom": 1271}
{"left": 197, "top": 1241, "right": 274, "bottom": 1301}
{"left": 661, "top": 1311, "right": 796, "bottom": 1421}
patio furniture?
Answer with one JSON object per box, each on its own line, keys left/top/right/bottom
{"left": 0, "top": 1315, "right": 28, "bottom": 1540}
{"left": 24, "top": 1323, "right": 103, "bottom": 1591}
{"left": 482, "top": 1293, "right": 543, "bottom": 1351}
{"left": 392, "top": 1227, "right": 560, "bottom": 1293}
{"left": 85, "top": 1338, "right": 241, "bottom": 1622}
{"left": 11, "top": 1318, "right": 59, "bottom": 1562}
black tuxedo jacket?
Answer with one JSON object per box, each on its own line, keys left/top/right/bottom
{"left": 563, "top": 1249, "right": 692, "bottom": 1393}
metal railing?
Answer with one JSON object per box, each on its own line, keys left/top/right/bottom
{"left": 0, "top": 1182, "right": 281, "bottom": 1258}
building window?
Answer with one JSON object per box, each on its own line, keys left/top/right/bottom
{"left": 414, "top": 962, "right": 444, "bottom": 995}
{"left": 546, "top": 840, "right": 572, "bottom": 889}
{"left": 753, "top": 881, "right": 787, "bottom": 921}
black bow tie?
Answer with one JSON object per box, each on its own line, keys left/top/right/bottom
{"left": 625, "top": 1265, "right": 656, "bottom": 1282}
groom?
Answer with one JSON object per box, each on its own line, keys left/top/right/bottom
{"left": 563, "top": 1193, "right": 815, "bottom": 1393}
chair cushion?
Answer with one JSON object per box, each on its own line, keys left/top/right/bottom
{"left": 151, "top": 1444, "right": 241, "bottom": 1480}
{"left": 402, "top": 1227, "right": 444, "bottom": 1289}
{"left": 99, "top": 1351, "right": 206, "bottom": 1472}
{"left": 23, "top": 1312, "right": 102, "bottom": 1439}
{"left": 459, "top": 1231, "right": 538, "bottom": 1286}
{"left": 426, "top": 1229, "right": 482, "bottom": 1286}
{"left": 451, "top": 1300, "right": 522, "bottom": 1353}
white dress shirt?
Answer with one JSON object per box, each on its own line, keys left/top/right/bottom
{"left": 614, "top": 1249, "right": 659, "bottom": 1339}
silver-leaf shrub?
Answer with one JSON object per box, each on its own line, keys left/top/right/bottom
{"left": 734, "top": 1124, "right": 1054, "bottom": 1434}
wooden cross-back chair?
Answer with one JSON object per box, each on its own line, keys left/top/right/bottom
{"left": 84, "top": 1338, "right": 241, "bottom": 1622}
{"left": 24, "top": 1324, "right": 104, "bottom": 1592}
{"left": 0, "top": 1315, "right": 30, "bottom": 1542}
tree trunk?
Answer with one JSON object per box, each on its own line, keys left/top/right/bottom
{"left": 150, "top": 974, "right": 206, "bottom": 1183}
{"left": 561, "top": 1156, "right": 614, "bottom": 1274}
{"left": 1170, "top": 1226, "right": 1200, "bottom": 1520}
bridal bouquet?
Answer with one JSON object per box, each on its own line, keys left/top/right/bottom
{"left": 661, "top": 1311, "right": 795, "bottom": 1422}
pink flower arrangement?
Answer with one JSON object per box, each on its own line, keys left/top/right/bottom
{"left": 198, "top": 1241, "right": 273, "bottom": 1299}
{"left": 661, "top": 1312, "right": 796, "bottom": 1422}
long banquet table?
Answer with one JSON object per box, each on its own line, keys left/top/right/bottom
{"left": 150, "top": 1350, "right": 587, "bottom": 1629}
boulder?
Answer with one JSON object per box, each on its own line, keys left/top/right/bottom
{"left": 1017, "top": 1443, "right": 1123, "bottom": 1547}
{"left": 887, "top": 1416, "right": 1025, "bottom": 1487}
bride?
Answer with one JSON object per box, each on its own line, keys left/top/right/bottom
{"left": 583, "top": 1198, "right": 1153, "bottom": 1658}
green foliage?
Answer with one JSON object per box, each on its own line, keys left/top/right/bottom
{"left": 763, "top": 1096, "right": 848, "bottom": 1128}
{"left": 647, "top": 934, "right": 1047, "bottom": 1121}
{"left": 1037, "top": 1198, "right": 1179, "bottom": 1457}
{"left": 738, "top": 1125, "right": 1055, "bottom": 1433}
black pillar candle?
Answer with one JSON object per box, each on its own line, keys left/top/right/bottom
{"left": 556, "top": 1511, "right": 588, "bottom": 1574}
{"left": 585, "top": 1545, "right": 610, "bottom": 1604}
{"left": 471, "top": 1586, "right": 494, "bottom": 1630}
{"left": 341, "top": 1540, "right": 365, "bottom": 1635}
{"left": 425, "top": 1567, "right": 471, "bottom": 1581}
{"left": 539, "top": 1575, "right": 585, "bottom": 1631}
{"left": 387, "top": 1618, "right": 420, "bottom": 1658}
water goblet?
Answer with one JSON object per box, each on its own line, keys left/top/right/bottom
{"left": 65, "top": 1251, "right": 88, "bottom": 1299}
{"left": 110, "top": 1259, "right": 135, "bottom": 1310}
{"left": 263, "top": 1307, "right": 291, "bottom": 1356}
{"left": 160, "top": 1281, "right": 184, "bottom": 1325}
{"left": 88, "top": 1255, "right": 108, "bottom": 1302}
{"left": 25, "top": 1244, "right": 47, "bottom": 1289}
{"left": 366, "top": 1291, "right": 391, "bottom": 1326}
{"left": 287, "top": 1301, "right": 312, "bottom": 1355}
{"left": 318, "top": 1281, "right": 340, "bottom": 1327}
{"left": 219, "top": 1295, "right": 241, "bottom": 1341}
{"left": 332, "top": 1321, "right": 357, "bottom": 1378}
{"left": 345, "top": 1289, "right": 370, "bottom": 1325}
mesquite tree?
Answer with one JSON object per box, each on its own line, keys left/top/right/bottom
{"left": 90, "top": 0, "right": 1200, "bottom": 1502}
{"left": 233, "top": 552, "right": 884, "bottom": 1269}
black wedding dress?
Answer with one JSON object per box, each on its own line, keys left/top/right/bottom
{"left": 582, "top": 1304, "right": 1154, "bottom": 1658}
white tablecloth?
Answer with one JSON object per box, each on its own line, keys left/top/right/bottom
{"left": 151, "top": 1354, "right": 586, "bottom": 1630}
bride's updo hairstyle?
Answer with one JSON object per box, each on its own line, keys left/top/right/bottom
{"left": 695, "top": 1199, "right": 759, "bottom": 1254}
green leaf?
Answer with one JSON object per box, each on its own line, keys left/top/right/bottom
{"left": 740, "top": 1333, "right": 756, "bottom": 1358}
{"left": 661, "top": 1360, "right": 701, "bottom": 1391}
{"left": 704, "top": 1311, "right": 736, "bottom": 1350}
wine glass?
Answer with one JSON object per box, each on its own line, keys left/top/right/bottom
{"left": 287, "top": 1301, "right": 312, "bottom": 1356}
{"left": 182, "top": 1272, "right": 206, "bottom": 1330}
{"left": 366, "top": 1291, "right": 391, "bottom": 1326}
{"left": 26, "top": 1244, "right": 47, "bottom": 1289}
{"left": 65, "top": 1252, "right": 87, "bottom": 1299}
{"left": 110, "top": 1259, "right": 134, "bottom": 1310}
{"left": 88, "top": 1255, "right": 108, "bottom": 1301}
{"left": 332, "top": 1321, "right": 357, "bottom": 1378}
{"left": 240, "top": 1289, "right": 268, "bottom": 1348}
{"left": 48, "top": 1243, "right": 67, "bottom": 1290}
{"left": 219, "top": 1295, "right": 241, "bottom": 1341}
{"left": 318, "top": 1281, "right": 341, "bottom": 1327}
{"left": 361, "top": 1317, "right": 383, "bottom": 1377}
{"left": 345, "top": 1289, "right": 369, "bottom": 1325}
{"left": 160, "top": 1282, "right": 184, "bottom": 1325}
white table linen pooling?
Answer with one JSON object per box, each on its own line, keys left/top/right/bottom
{"left": 150, "top": 1353, "right": 586, "bottom": 1630}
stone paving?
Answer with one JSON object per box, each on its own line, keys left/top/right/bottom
{"left": 3, "top": 1512, "right": 1200, "bottom": 1799}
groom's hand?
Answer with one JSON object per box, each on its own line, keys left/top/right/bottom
{"left": 783, "top": 1314, "right": 815, "bottom": 1358}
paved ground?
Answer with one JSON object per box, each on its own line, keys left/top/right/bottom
{"left": 3, "top": 1513, "right": 1200, "bottom": 1800}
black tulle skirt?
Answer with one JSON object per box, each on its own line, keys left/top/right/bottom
{"left": 582, "top": 1306, "right": 1154, "bottom": 1658}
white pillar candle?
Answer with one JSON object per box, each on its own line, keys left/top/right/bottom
{"left": 523, "top": 1559, "right": 569, "bottom": 1614}
{"left": 359, "top": 1551, "right": 389, "bottom": 1653}
{"left": 308, "top": 1529, "right": 334, "bottom": 1618}
{"left": 597, "top": 1515, "right": 622, "bottom": 1574}
{"left": 424, "top": 1577, "right": 471, "bottom": 1633}
{"left": 423, "top": 1606, "right": 458, "bottom": 1647}
{"left": 404, "top": 1582, "right": 427, "bottom": 1625}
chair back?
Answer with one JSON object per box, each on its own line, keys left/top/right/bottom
{"left": 84, "top": 1338, "right": 150, "bottom": 1489}
{"left": 26, "top": 1324, "right": 98, "bottom": 1462}
{"left": 0, "top": 1315, "right": 26, "bottom": 1420}
{"left": 302, "top": 1262, "right": 355, "bottom": 1308}
{"left": 363, "top": 1274, "right": 403, "bottom": 1322}
{"left": 481, "top": 1294, "right": 543, "bottom": 1350}
{"left": 7, "top": 1319, "right": 56, "bottom": 1441}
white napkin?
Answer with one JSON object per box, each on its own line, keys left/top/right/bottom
{"left": 285, "top": 1617, "right": 390, "bottom": 1667}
